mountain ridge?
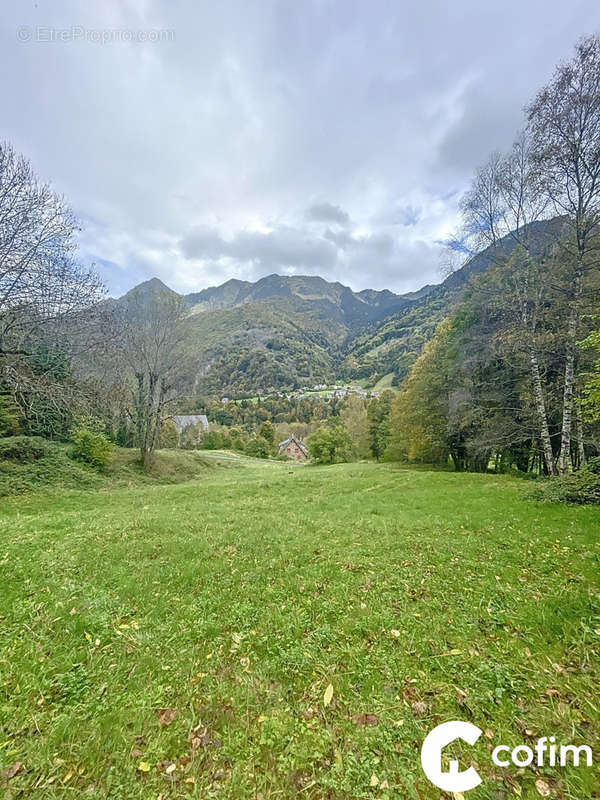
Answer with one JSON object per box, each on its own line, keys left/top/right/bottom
{"left": 111, "top": 218, "right": 564, "bottom": 394}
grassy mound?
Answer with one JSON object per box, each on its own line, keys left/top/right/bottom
{"left": 0, "top": 439, "right": 103, "bottom": 496}
{"left": 0, "top": 439, "right": 235, "bottom": 496}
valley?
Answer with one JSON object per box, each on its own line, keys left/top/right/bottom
{"left": 110, "top": 218, "right": 564, "bottom": 396}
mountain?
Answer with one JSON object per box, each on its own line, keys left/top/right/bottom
{"left": 184, "top": 273, "right": 412, "bottom": 329}
{"left": 178, "top": 275, "right": 413, "bottom": 393}
{"left": 111, "top": 218, "right": 565, "bottom": 395}
{"left": 341, "top": 217, "right": 567, "bottom": 384}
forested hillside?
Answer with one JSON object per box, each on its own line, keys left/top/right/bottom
{"left": 340, "top": 217, "right": 567, "bottom": 384}
{"left": 109, "top": 272, "right": 425, "bottom": 394}
{"left": 106, "top": 217, "right": 564, "bottom": 395}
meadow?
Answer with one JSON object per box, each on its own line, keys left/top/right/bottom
{"left": 0, "top": 460, "right": 598, "bottom": 799}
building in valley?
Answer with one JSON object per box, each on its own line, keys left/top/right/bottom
{"left": 278, "top": 434, "right": 309, "bottom": 461}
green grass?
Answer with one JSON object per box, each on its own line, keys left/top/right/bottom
{"left": 0, "top": 463, "right": 598, "bottom": 798}
{"left": 0, "top": 444, "right": 248, "bottom": 497}
{"left": 371, "top": 373, "right": 396, "bottom": 391}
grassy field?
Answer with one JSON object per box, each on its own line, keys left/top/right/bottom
{"left": 0, "top": 462, "right": 598, "bottom": 798}
{"left": 371, "top": 373, "right": 396, "bottom": 392}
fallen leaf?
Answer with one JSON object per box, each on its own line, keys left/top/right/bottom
{"left": 411, "top": 700, "right": 428, "bottom": 718}
{"left": 2, "top": 762, "right": 23, "bottom": 780}
{"left": 137, "top": 762, "right": 151, "bottom": 773}
{"left": 370, "top": 773, "right": 379, "bottom": 787}
{"left": 390, "top": 629, "right": 401, "bottom": 638}
{"left": 165, "top": 763, "right": 176, "bottom": 775}
{"left": 453, "top": 793, "right": 465, "bottom": 800}
{"left": 351, "top": 712, "right": 379, "bottom": 726}
{"left": 157, "top": 708, "right": 179, "bottom": 727}
{"left": 535, "top": 778, "right": 551, "bottom": 797}
{"left": 323, "top": 683, "right": 334, "bottom": 707}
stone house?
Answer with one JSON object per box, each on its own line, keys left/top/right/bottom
{"left": 278, "top": 434, "right": 309, "bottom": 461}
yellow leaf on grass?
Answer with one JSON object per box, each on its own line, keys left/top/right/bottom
{"left": 535, "top": 779, "right": 551, "bottom": 797}
{"left": 323, "top": 683, "right": 334, "bottom": 707}
{"left": 370, "top": 773, "right": 379, "bottom": 787}
{"left": 137, "top": 762, "right": 151, "bottom": 773}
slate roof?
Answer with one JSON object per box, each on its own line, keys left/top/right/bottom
{"left": 171, "top": 414, "right": 209, "bottom": 434}
{"left": 278, "top": 434, "right": 309, "bottom": 457}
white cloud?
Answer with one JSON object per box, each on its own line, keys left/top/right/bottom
{"left": 2, "top": 0, "right": 599, "bottom": 295}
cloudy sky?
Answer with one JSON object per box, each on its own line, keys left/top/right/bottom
{"left": 3, "top": 1, "right": 600, "bottom": 296}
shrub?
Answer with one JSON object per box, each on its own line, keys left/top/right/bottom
{"left": 0, "top": 435, "right": 50, "bottom": 461}
{"left": 0, "top": 395, "right": 22, "bottom": 436}
{"left": 259, "top": 421, "right": 275, "bottom": 445}
{"left": 307, "top": 425, "right": 356, "bottom": 465}
{"left": 71, "top": 428, "right": 114, "bottom": 470}
{"left": 159, "top": 419, "right": 179, "bottom": 449}
{"left": 231, "top": 436, "right": 245, "bottom": 452}
{"left": 530, "top": 467, "right": 600, "bottom": 505}
{"left": 245, "top": 435, "right": 272, "bottom": 459}
{"left": 587, "top": 456, "right": 600, "bottom": 475}
{"left": 199, "top": 431, "right": 222, "bottom": 450}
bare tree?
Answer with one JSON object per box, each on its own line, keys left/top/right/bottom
{"left": 527, "top": 34, "right": 600, "bottom": 473}
{"left": 116, "top": 286, "right": 191, "bottom": 468}
{"left": 459, "top": 150, "right": 504, "bottom": 250}
{"left": 0, "top": 141, "right": 105, "bottom": 358}
{"left": 0, "top": 142, "right": 107, "bottom": 433}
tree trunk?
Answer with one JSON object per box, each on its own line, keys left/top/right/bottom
{"left": 528, "top": 348, "right": 557, "bottom": 476}
{"left": 575, "top": 401, "right": 586, "bottom": 469}
{"left": 558, "top": 275, "right": 581, "bottom": 475}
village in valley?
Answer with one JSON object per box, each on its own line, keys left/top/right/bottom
{"left": 169, "top": 384, "right": 387, "bottom": 462}
{"left": 221, "top": 383, "right": 383, "bottom": 404}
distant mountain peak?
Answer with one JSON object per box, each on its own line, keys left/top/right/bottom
{"left": 138, "top": 276, "right": 170, "bottom": 290}
{"left": 122, "top": 276, "right": 175, "bottom": 296}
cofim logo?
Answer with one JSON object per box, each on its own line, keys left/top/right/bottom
{"left": 420, "top": 720, "right": 593, "bottom": 793}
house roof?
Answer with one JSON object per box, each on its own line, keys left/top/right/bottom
{"left": 278, "top": 434, "right": 309, "bottom": 457}
{"left": 171, "top": 414, "right": 209, "bottom": 433}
